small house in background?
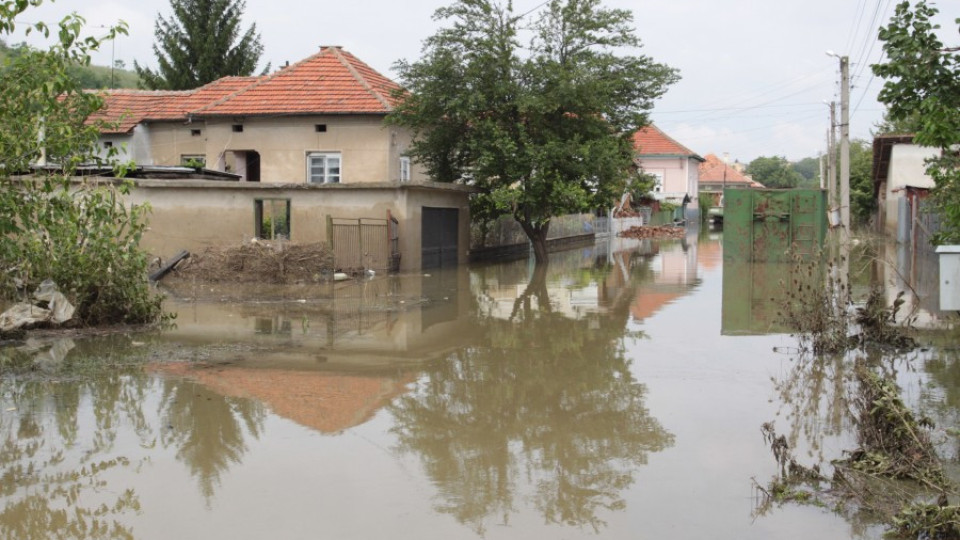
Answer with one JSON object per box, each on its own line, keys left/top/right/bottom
{"left": 698, "top": 153, "right": 764, "bottom": 208}
{"left": 872, "top": 133, "right": 938, "bottom": 240}
{"left": 86, "top": 46, "right": 472, "bottom": 272}
{"left": 631, "top": 125, "right": 704, "bottom": 220}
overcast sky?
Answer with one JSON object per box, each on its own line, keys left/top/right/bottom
{"left": 9, "top": 0, "right": 960, "bottom": 164}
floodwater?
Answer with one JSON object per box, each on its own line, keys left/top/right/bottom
{"left": 1, "top": 227, "right": 958, "bottom": 539}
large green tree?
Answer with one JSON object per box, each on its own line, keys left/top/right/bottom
{"left": 0, "top": 2, "right": 163, "bottom": 325}
{"left": 389, "top": 0, "right": 678, "bottom": 264}
{"left": 745, "top": 155, "right": 804, "bottom": 188}
{"left": 873, "top": 0, "right": 960, "bottom": 243}
{"left": 135, "top": 0, "right": 266, "bottom": 90}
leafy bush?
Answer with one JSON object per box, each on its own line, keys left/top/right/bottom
{"left": 0, "top": 7, "right": 162, "bottom": 326}
{"left": 0, "top": 177, "right": 162, "bottom": 325}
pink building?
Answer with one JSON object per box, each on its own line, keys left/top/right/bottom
{"left": 632, "top": 125, "right": 703, "bottom": 219}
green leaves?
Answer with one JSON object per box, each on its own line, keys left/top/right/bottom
{"left": 873, "top": 1, "right": 960, "bottom": 243}
{"left": 134, "top": 0, "right": 266, "bottom": 90}
{"left": 745, "top": 156, "right": 804, "bottom": 189}
{"left": 390, "top": 0, "right": 678, "bottom": 262}
{"left": 0, "top": 3, "right": 163, "bottom": 326}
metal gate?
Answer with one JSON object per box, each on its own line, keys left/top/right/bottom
{"left": 723, "top": 189, "right": 826, "bottom": 262}
{"left": 327, "top": 215, "right": 400, "bottom": 271}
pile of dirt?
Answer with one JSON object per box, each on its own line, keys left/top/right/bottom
{"left": 619, "top": 225, "right": 685, "bottom": 239}
{"left": 162, "top": 241, "right": 335, "bottom": 284}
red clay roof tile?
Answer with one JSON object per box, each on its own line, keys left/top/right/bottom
{"left": 194, "top": 46, "right": 402, "bottom": 117}
{"left": 89, "top": 77, "right": 262, "bottom": 134}
{"left": 698, "top": 153, "right": 763, "bottom": 187}
{"left": 89, "top": 46, "right": 400, "bottom": 132}
{"left": 632, "top": 125, "right": 702, "bottom": 160}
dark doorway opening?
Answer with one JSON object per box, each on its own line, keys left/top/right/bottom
{"left": 245, "top": 151, "right": 261, "bottom": 182}
{"left": 421, "top": 207, "right": 459, "bottom": 269}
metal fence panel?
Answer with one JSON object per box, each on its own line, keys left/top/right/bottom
{"left": 329, "top": 217, "right": 395, "bottom": 271}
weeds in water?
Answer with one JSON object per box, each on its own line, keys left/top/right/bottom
{"left": 776, "top": 248, "right": 916, "bottom": 354}
{"left": 756, "top": 365, "right": 958, "bottom": 539}
{"left": 776, "top": 256, "right": 850, "bottom": 354}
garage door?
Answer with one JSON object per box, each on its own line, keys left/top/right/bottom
{"left": 422, "top": 207, "right": 459, "bottom": 269}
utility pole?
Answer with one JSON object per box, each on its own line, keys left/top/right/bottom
{"left": 827, "top": 101, "right": 837, "bottom": 212}
{"left": 839, "top": 55, "right": 850, "bottom": 238}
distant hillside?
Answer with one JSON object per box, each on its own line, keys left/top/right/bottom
{"left": 1, "top": 39, "right": 141, "bottom": 89}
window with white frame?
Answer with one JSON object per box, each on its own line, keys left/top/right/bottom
{"left": 399, "top": 156, "right": 411, "bottom": 182}
{"left": 651, "top": 171, "right": 664, "bottom": 193}
{"left": 307, "top": 152, "right": 341, "bottom": 184}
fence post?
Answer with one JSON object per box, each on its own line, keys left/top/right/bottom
{"left": 326, "top": 214, "right": 333, "bottom": 251}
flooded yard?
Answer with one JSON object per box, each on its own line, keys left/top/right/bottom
{"left": 1, "top": 228, "right": 958, "bottom": 539}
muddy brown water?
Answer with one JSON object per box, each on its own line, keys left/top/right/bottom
{"left": 1, "top": 228, "right": 957, "bottom": 539}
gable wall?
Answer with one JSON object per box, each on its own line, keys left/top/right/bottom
{"left": 198, "top": 115, "right": 426, "bottom": 184}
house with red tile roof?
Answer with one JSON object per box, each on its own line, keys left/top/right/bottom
{"left": 92, "top": 46, "right": 420, "bottom": 185}
{"left": 697, "top": 153, "right": 764, "bottom": 207}
{"left": 86, "top": 47, "right": 471, "bottom": 272}
{"left": 631, "top": 125, "right": 704, "bottom": 219}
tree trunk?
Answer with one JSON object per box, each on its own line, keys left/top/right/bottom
{"left": 519, "top": 219, "right": 550, "bottom": 265}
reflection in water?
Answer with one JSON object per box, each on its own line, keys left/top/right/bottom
{"left": 770, "top": 353, "right": 858, "bottom": 461}
{"left": 0, "top": 372, "right": 149, "bottom": 539}
{"left": 157, "top": 376, "right": 266, "bottom": 502}
{"left": 921, "top": 349, "right": 960, "bottom": 462}
{"left": 0, "top": 359, "right": 271, "bottom": 537}
{"left": 391, "top": 261, "right": 674, "bottom": 533}
{"left": 6, "top": 231, "right": 956, "bottom": 538}
{"left": 158, "top": 364, "right": 414, "bottom": 435}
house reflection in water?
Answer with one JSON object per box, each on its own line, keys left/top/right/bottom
{"left": 471, "top": 228, "right": 701, "bottom": 324}
{"left": 625, "top": 227, "right": 702, "bottom": 323}
{"left": 156, "top": 270, "right": 476, "bottom": 435}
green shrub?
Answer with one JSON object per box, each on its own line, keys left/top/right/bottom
{"left": 0, "top": 177, "right": 163, "bottom": 325}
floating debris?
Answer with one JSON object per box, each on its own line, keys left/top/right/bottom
{"left": 618, "top": 225, "right": 685, "bottom": 239}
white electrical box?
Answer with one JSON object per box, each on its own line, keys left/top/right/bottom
{"left": 937, "top": 245, "right": 960, "bottom": 311}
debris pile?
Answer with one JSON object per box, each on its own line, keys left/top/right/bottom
{"left": 618, "top": 225, "right": 685, "bottom": 239}
{"left": 0, "top": 280, "right": 75, "bottom": 334}
{"left": 164, "top": 241, "right": 335, "bottom": 284}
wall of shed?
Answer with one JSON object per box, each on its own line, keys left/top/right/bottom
{"left": 882, "top": 144, "right": 938, "bottom": 236}
{"left": 127, "top": 180, "right": 469, "bottom": 272}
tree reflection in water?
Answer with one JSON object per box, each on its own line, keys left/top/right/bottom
{"left": 0, "top": 371, "right": 151, "bottom": 539}
{"left": 391, "top": 264, "right": 673, "bottom": 534}
{"left": 158, "top": 377, "right": 266, "bottom": 502}
{"left": 0, "top": 350, "right": 267, "bottom": 537}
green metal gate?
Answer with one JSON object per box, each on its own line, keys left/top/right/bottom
{"left": 723, "top": 189, "right": 827, "bottom": 262}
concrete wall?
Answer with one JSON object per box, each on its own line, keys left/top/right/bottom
{"left": 882, "top": 144, "right": 938, "bottom": 235}
{"left": 197, "top": 115, "right": 427, "bottom": 185}
{"left": 147, "top": 122, "right": 207, "bottom": 166}
{"left": 126, "top": 179, "right": 471, "bottom": 271}
{"left": 106, "top": 115, "right": 428, "bottom": 186}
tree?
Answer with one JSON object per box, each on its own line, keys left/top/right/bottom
{"left": 0, "top": 3, "right": 163, "bottom": 325}
{"left": 745, "top": 156, "right": 803, "bottom": 188}
{"left": 873, "top": 0, "right": 960, "bottom": 243}
{"left": 389, "top": 0, "right": 679, "bottom": 264}
{"left": 849, "top": 140, "right": 875, "bottom": 224}
{"left": 391, "top": 264, "right": 672, "bottom": 533}
{"left": 135, "top": 0, "right": 266, "bottom": 90}
{"left": 791, "top": 157, "right": 820, "bottom": 187}
{"left": 873, "top": 108, "right": 923, "bottom": 136}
